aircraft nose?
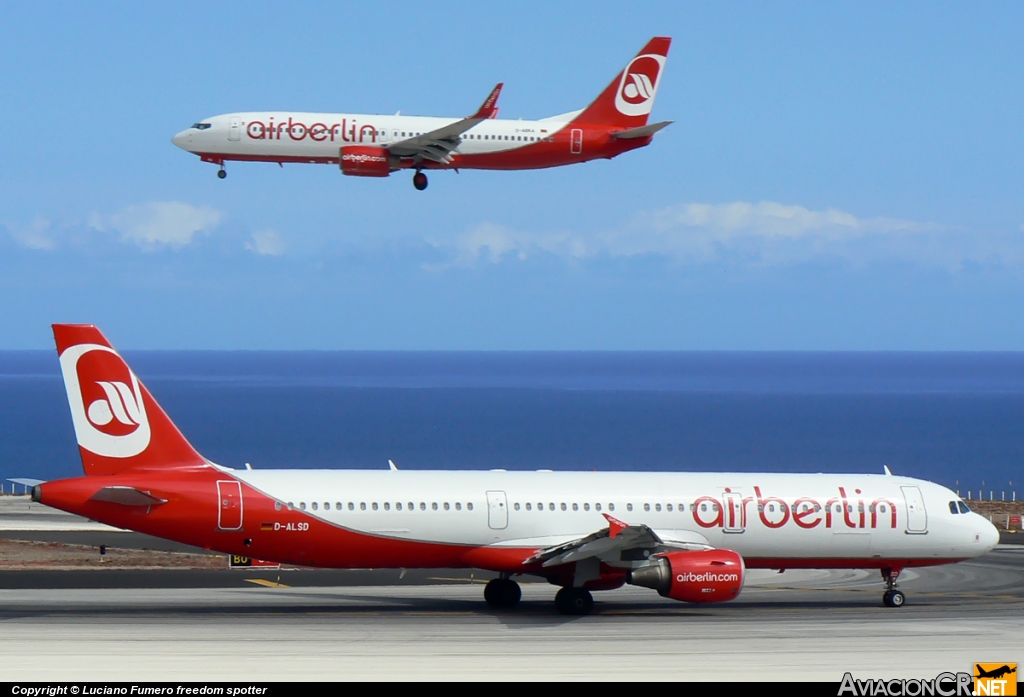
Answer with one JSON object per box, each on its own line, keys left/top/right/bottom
{"left": 171, "top": 130, "right": 191, "bottom": 150}
{"left": 980, "top": 518, "right": 1000, "bottom": 552}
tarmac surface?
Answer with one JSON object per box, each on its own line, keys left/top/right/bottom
{"left": 1, "top": 496, "right": 1022, "bottom": 680}
{"left": 0, "top": 547, "right": 1021, "bottom": 681}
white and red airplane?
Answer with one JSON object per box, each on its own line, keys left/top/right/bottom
{"left": 34, "top": 325, "right": 999, "bottom": 614}
{"left": 171, "top": 38, "right": 673, "bottom": 190}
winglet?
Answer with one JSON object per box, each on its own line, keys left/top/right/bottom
{"left": 883, "top": 465, "right": 893, "bottom": 476}
{"left": 470, "top": 83, "right": 503, "bottom": 119}
{"left": 603, "top": 512, "right": 628, "bottom": 538}
{"left": 388, "top": 459, "right": 399, "bottom": 471}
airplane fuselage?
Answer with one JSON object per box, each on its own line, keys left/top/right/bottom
{"left": 39, "top": 467, "right": 999, "bottom": 574}
{"left": 172, "top": 111, "right": 650, "bottom": 172}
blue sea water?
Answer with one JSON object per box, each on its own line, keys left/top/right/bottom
{"left": 1, "top": 351, "right": 1022, "bottom": 495}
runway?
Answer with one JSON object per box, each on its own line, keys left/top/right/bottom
{"left": 1, "top": 546, "right": 1022, "bottom": 681}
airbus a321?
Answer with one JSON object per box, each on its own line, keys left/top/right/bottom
{"left": 172, "top": 37, "right": 673, "bottom": 190}
{"left": 33, "top": 325, "right": 999, "bottom": 614}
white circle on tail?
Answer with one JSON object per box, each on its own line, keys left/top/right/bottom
{"left": 614, "top": 54, "right": 667, "bottom": 117}
{"left": 58, "top": 343, "right": 151, "bottom": 458}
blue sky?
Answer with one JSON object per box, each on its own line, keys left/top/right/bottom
{"left": 1, "top": 2, "right": 1022, "bottom": 350}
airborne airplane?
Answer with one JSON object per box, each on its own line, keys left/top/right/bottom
{"left": 33, "top": 325, "right": 1000, "bottom": 615}
{"left": 172, "top": 38, "right": 673, "bottom": 190}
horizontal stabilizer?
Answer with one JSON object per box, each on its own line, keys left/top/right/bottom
{"left": 89, "top": 486, "right": 167, "bottom": 507}
{"left": 611, "top": 120, "right": 673, "bottom": 140}
{"left": 8, "top": 478, "right": 45, "bottom": 487}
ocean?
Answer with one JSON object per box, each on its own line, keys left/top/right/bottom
{"left": 1, "top": 351, "right": 1022, "bottom": 497}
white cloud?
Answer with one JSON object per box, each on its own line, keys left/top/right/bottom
{"left": 7, "top": 218, "right": 56, "bottom": 250}
{"left": 246, "top": 229, "right": 287, "bottom": 256}
{"left": 431, "top": 201, "right": 1024, "bottom": 270}
{"left": 90, "top": 201, "right": 221, "bottom": 250}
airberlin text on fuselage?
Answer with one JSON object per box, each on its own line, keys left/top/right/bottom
{"left": 691, "top": 486, "right": 900, "bottom": 531}
{"left": 246, "top": 117, "right": 378, "bottom": 143}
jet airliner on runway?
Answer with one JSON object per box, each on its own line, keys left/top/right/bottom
{"left": 34, "top": 325, "right": 999, "bottom": 614}
{"left": 172, "top": 37, "right": 673, "bottom": 190}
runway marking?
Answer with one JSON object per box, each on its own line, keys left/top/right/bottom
{"left": 245, "top": 579, "right": 291, "bottom": 588}
{"left": 757, "top": 585, "right": 1022, "bottom": 600}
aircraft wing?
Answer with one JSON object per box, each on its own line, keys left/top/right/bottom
{"left": 388, "top": 83, "right": 503, "bottom": 164}
{"left": 523, "top": 513, "right": 711, "bottom": 568}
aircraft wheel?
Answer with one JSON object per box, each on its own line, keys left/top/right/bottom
{"left": 484, "top": 578, "right": 521, "bottom": 609}
{"left": 884, "top": 590, "right": 906, "bottom": 608}
{"left": 412, "top": 171, "right": 428, "bottom": 190}
{"left": 555, "top": 587, "right": 593, "bottom": 616}
{"left": 217, "top": 169, "right": 227, "bottom": 179}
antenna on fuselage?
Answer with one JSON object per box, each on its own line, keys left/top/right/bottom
{"left": 388, "top": 459, "right": 399, "bottom": 471}
{"left": 883, "top": 464, "right": 893, "bottom": 476}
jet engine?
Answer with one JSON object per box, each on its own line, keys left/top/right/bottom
{"left": 339, "top": 146, "right": 396, "bottom": 177}
{"left": 626, "top": 549, "right": 745, "bottom": 603}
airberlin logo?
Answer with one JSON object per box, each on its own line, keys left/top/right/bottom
{"left": 342, "top": 153, "right": 387, "bottom": 164}
{"left": 614, "top": 54, "right": 666, "bottom": 117}
{"left": 58, "top": 344, "right": 151, "bottom": 459}
{"left": 677, "top": 572, "right": 740, "bottom": 584}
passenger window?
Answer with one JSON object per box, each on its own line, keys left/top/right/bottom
{"left": 608, "top": 503, "right": 615, "bottom": 512}
{"left": 274, "top": 502, "right": 282, "bottom": 511}
{"left": 396, "top": 503, "right": 402, "bottom": 511}
{"left": 432, "top": 502, "right": 438, "bottom": 510}
{"left": 444, "top": 502, "right": 450, "bottom": 511}
{"left": 655, "top": 504, "right": 661, "bottom": 512}
{"left": 583, "top": 503, "right": 590, "bottom": 511}
{"left": 311, "top": 502, "right": 318, "bottom": 511}
{"left": 548, "top": 503, "right": 554, "bottom": 511}
{"left": 347, "top": 502, "right": 354, "bottom": 511}
{"left": 572, "top": 503, "right": 578, "bottom": 511}
{"left": 360, "top": 502, "right": 366, "bottom": 511}
{"left": 537, "top": 502, "right": 543, "bottom": 511}
{"left": 666, "top": 504, "right": 673, "bottom": 512}
{"left": 300, "top": 502, "right": 307, "bottom": 511}
{"left": 561, "top": 503, "right": 567, "bottom": 511}
{"left": 419, "top": 502, "right": 426, "bottom": 511}
{"left": 595, "top": 503, "right": 602, "bottom": 512}
{"left": 647, "top": 503, "right": 653, "bottom": 512}
{"left": 467, "top": 502, "right": 474, "bottom": 511}
{"left": 384, "top": 502, "right": 390, "bottom": 511}
{"left": 455, "top": 502, "right": 462, "bottom": 511}
{"left": 514, "top": 503, "right": 520, "bottom": 511}
{"left": 372, "top": 502, "right": 379, "bottom": 511}
{"left": 526, "top": 503, "right": 532, "bottom": 511}
{"left": 626, "top": 503, "right": 633, "bottom": 512}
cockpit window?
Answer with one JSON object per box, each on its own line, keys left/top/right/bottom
{"left": 957, "top": 501, "right": 971, "bottom": 514}
{"left": 191, "top": 122, "right": 212, "bottom": 130}
{"left": 948, "top": 501, "right": 959, "bottom": 514}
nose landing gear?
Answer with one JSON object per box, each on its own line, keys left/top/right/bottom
{"left": 881, "top": 568, "right": 905, "bottom": 607}
{"left": 412, "top": 170, "right": 428, "bottom": 191}
{"left": 217, "top": 165, "right": 227, "bottom": 179}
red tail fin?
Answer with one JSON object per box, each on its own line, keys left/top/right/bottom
{"left": 572, "top": 37, "right": 671, "bottom": 128}
{"left": 53, "top": 324, "right": 206, "bottom": 476}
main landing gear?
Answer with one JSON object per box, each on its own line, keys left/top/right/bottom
{"left": 882, "top": 568, "right": 906, "bottom": 608}
{"left": 555, "top": 587, "right": 594, "bottom": 616}
{"left": 412, "top": 170, "right": 428, "bottom": 191}
{"left": 483, "top": 577, "right": 521, "bottom": 609}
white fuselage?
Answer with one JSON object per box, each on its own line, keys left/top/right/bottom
{"left": 233, "top": 469, "right": 998, "bottom": 565}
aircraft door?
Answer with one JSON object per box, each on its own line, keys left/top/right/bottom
{"left": 486, "top": 490, "right": 508, "bottom": 530}
{"left": 570, "top": 128, "right": 583, "bottom": 154}
{"left": 901, "top": 486, "right": 928, "bottom": 534}
{"left": 229, "top": 116, "right": 242, "bottom": 141}
{"left": 723, "top": 491, "right": 745, "bottom": 533}
{"left": 217, "top": 480, "right": 243, "bottom": 530}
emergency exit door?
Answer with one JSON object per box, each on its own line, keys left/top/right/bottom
{"left": 486, "top": 490, "right": 508, "bottom": 530}
{"left": 217, "top": 480, "right": 243, "bottom": 530}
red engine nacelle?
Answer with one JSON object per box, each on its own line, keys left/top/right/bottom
{"left": 339, "top": 146, "right": 394, "bottom": 177}
{"left": 627, "top": 549, "right": 745, "bottom": 603}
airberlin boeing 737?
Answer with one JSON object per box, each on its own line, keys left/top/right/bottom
{"left": 34, "top": 325, "right": 998, "bottom": 614}
{"left": 172, "top": 37, "right": 673, "bottom": 190}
